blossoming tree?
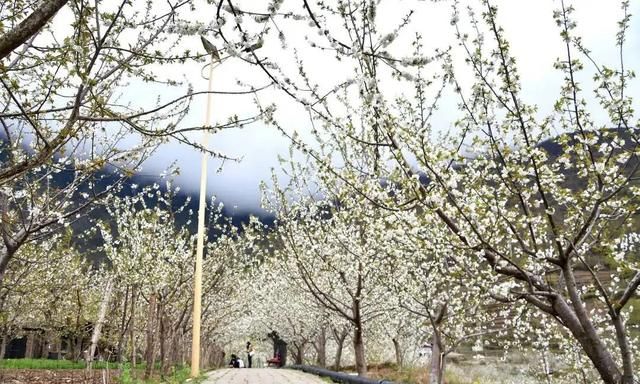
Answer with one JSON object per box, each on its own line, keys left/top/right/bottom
{"left": 214, "top": 0, "right": 640, "bottom": 382}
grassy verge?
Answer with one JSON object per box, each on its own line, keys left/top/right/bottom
{"left": 118, "top": 366, "right": 207, "bottom": 384}
{"left": 365, "top": 361, "right": 543, "bottom": 384}
{"left": 0, "top": 358, "right": 112, "bottom": 370}
{"left": 365, "top": 363, "right": 426, "bottom": 383}
{"left": 0, "top": 359, "right": 207, "bottom": 384}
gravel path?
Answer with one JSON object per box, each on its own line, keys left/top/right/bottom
{"left": 203, "top": 368, "right": 327, "bottom": 384}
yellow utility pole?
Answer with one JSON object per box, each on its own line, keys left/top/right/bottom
{"left": 192, "top": 36, "right": 220, "bottom": 378}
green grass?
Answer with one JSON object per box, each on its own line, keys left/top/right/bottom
{"left": 117, "top": 365, "right": 207, "bottom": 384}
{"left": 0, "top": 359, "right": 206, "bottom": 384}
{"left": 164, "top": 367, "right": 207, "bottom": 384}
{"left": 0, "top": 358, "right": 112, "bottom": 370}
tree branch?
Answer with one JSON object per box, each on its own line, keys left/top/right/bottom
{"left": 0, "top": 0, "right": 69, "bottom": 61}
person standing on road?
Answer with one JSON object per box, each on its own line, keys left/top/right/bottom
{"left": 246, "top": 341, "right": 255, "bottom": 368}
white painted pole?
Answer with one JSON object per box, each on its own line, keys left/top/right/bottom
{"left": 191, "top": 53, "right": 215, "bottom": 378}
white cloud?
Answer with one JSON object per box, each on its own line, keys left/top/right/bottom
{"left": 103, "top": 0, "right": 640, "bottom": 210}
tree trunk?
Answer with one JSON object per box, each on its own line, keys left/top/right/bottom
{"left": 39, "top": 333, "right": 49, "bottom": 358}
{"left": 392, "top": 338, "right": 403, "bottom": 368}
{"left": 0, "top": 248, "right": 7, "bottom": 287}
{"left": 169, "top": 303, "right": 189, "bottom": 367}
{"left": 0, "top": 251, "right": 9, "bottom": 285}
{"left": 25, "top": 332, "right": 34, "bottom": 358}
{"left": 541, "top": 350, "right": 552, "bottom": 384}
{"left": 332, "top": 327, "right": 348, "bottom": 371}
{"left": 144, "top": 293, "right": 157, "bottom": 380}
{"left": 158, "top": 300, "right": 168, "bottom": 377}
{"left": 116, "top": 286, "right": 130, "bottom": 363}
{"left": 56, "top": 338, "right": 62, "bottom": 360}
{"left": 87, "top": 278, "right": 114, "bottom": 370}
{"left": 71, "top": 289, "right": 83, "bottom": 362}
{"left": 73, "top": 336, "right": 82, "bottom": 362}
{"left": 294, "top": 342, "right": 304, "bottom": 365}
{"left": 334, "top": 337, "right": 345, "bottom": 370}
{"left": 0, "top": 334, "right": 7, "bottom": 359}
{"left": 553, "top": 270, "right": 622, "bottom": 384}
{"left": 181, "top": 331, "right": 187, "bottom": 366}
{"left": 170, "top": 329, "right": 181, "bottom": 367}
{"left": 315, "top": 327, "right": 327, "bottom": 367}
{"left": 130, "top": 286, "right": 137, "bottom": 370}
{"left": 353, "top": 324, "right": 366, "bottom": 376}
{"left": 352, "top": 267, "right": 367, "bottom": 376}
{"left": 0, "top": 241, "right": 18, "bottom": 285}
{"left": 612, "top": 314, "right": 635, "bottom": 384}
{"left": 429, "top": 330, "right": 444, "bottom": 384}
{"left": 428, "top": 304, "right": 448, "bottom": 384}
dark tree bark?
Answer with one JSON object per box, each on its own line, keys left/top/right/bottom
{"left": 352, "top": 274, "right": 366, "bottom": 376}
{"left": 25, "top": 333, "right": 34, "bottom": 358}
{"left": 292, "top": 341, "right": 305, "bottom": 365}
{"left": 39, "top": 334, "right": 49, "bottom": 359}
{"left": 0, "top": 238, "right": 21, "bottom": 284}
{"left": 170, "top": 300, "right": 189, "bottom": 366}
{"left": 314, "top": 327, "right": 327, "bottom": 367}
{"left": 428, "top": 304, "right": 447, "bottom": 384}
{"left": 73, "top": 336, "right": 83, "bottom": 362}
{"left": 158, "top": 300, "right": 168, "bottom": 377}
{"left": 130, "top": 287, "right": 138, "bottom": 370}
{"left": 143, "top": 293, "right": 157, "bottom": 380}
{"left": 86, "top": 279, "right": 113, "bottom": 371}
{"left": 294, "top": 345, "right": 303, "bottom": 365}
{"left": 56, "top": 338, "right": 62, "bottom": 360}
{"left": 0, "top": 334, "right": 7, "bottom": 359}
{"left": 170, "top": 329, "right": 181, "bottom": 367}
{"left": 332, "top": 326, "right": 348, "bottom": 371}
{"left": 392, "top": 337, "right": 403, "bottom": 368}
{"left": 429, "top": 330, "right": 444, "bottom": 384}
{"left": 353, "top": 324, "right": 366, "bottom": 376}
{"left": 69, "top": 289, "right": 83, "bottom": 362}
{"left": 116, "top": 286, "right": 130, "bottom": 363}
{"left": 0, "top": 0, "right": 69, "bottom": 61}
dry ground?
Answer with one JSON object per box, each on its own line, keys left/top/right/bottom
{"left": 0, "top": 369, "right": 118, "bottom": 384}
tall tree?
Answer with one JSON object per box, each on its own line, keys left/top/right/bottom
{"left": 219, "top": 1, "right": 640, "bottom": 382}
{"left": 0, "top": 0, "right": 265, "bottom": 282}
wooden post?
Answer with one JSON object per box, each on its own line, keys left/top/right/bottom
{"left": 192, "top": 41, "right": 217, "bottom": 378}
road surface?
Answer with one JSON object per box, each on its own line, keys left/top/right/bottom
{"left": 203, "top": 368, "right": 328, "bottom": 384}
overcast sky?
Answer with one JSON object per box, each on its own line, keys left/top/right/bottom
{"left": 110, "top": 0, "right": 640, "bottom": 213}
